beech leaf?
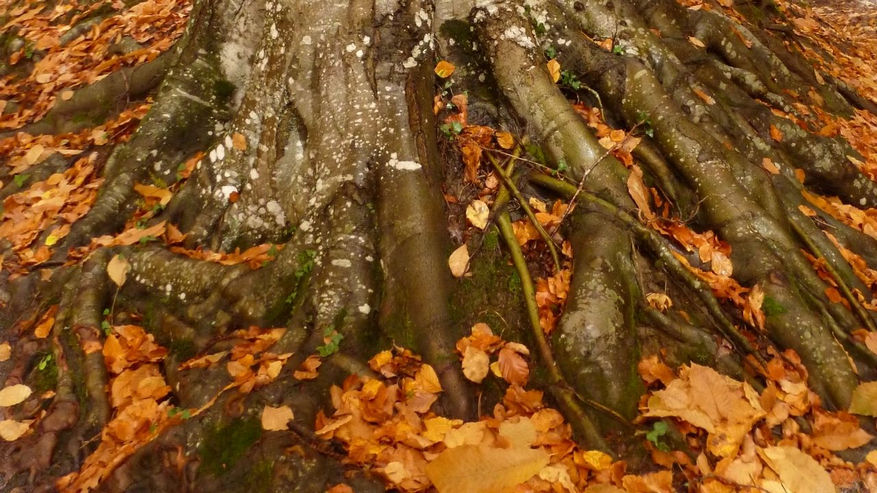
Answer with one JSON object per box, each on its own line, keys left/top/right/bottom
{"left": 448, "top": 244, "right": 470, "bottom": 278}
{"left": 107, "top": 254, "right": 131, "bottom": 288}
{"left": 461, "top": 346, "right": 489, "bottom": 383}
{"left": 0, "top": 384, "right": 32, "bottom": 407}
{"left": 0, "top": 420, "right": 31, "bottom": 441}
{"left": 849, "top": 381, "right": 877, "bottom": 416}
{"left": 425, "top": 442, "right": 549, "bottom": 493}
{"left": 261, "top": 405, "right": 294, "bottom": 431}
{"left": 465, "top": 200, "right": 489, "bottom": 230}
{"left": 758, "top": 446, "right": 833, "bottom": 493}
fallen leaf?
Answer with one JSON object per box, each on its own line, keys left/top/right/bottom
{"left": 462, "top": 346, "right": 489, "bottom": 383}
{"left": 133, "top": 183, "right": 173, "bottom": 206}
{"left": 644, "top": 364, "right": 765, "bottom": 457}
{"left": 0, "top": 384, "right": 32, "bottom": 407}
{"left": 293, "top": 355, "right": 322, "bottom": 380}
{"left": 448, "top": 244, "right": 469, "bottom": 278}
{"left": 425, "top": 442, "right": 549, "bottom": 493}
{"left": 850, "top": 382, "right": 877, "bottom": 416}
{"left": 107, "top": 254, "right": 131, "bottom": 287}
{"left": 232, "top": 132, "right": 247, "bottom": 150}
{"left": 495, "top": 131, "right": 515, "bottom": 149}
{"left": 0, "top": 342, "right": 9, "bottom": 361}
{"left": 769, "top": 124, "right": 783, "bottom": 142}
{"left": 692, "top": 87, "right": 716, "bottom": 105}
{"left": 810, "top": 410, "right": 873, "bottom": 451}
{"left": 758, "top": 446, "right": 834, "bottom": 493}
{"left": 646, "top": 292, "right": 672, "bottom": 312}
{"left": 60, "top": 90, "right": 74, "bottom": 101}
{"left": 546, "top": 59, "right": 561, "bottom": 83}
{"left": 497, "top": 346, "right": 528, "bottom": 386}
{"left": 762, "top": 157, "right": 780, "bottom": 175}
{"left": 435, "top": 60, "right": 455, "bottom": 78}
{"left": 261, "top": 405, "right": 294, "bottom": 431}
{"left": 0, "top": 420, "right": 31, "bottom": 441}
{"left": 465, "top": 200, "right": 489, "bottom": 230}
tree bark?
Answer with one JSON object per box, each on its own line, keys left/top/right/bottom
{"left": 1, "top": 0, "right": 876, "bottom": 491}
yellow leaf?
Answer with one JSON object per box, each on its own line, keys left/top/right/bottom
{"left": 579, "top": 450, "right": 614, "bottom": 471}
{"left": 425, "top": 442, "right": 549, "bottom": 493}
{"left": 133, "top": 183, "right": 173, "bottom": 206}
{"left": 261, "top": 405, "right": 294, "bottom": 431}
{"left": 434, "top": 60, "right": 456, "bottom": 78}
{"left": 448, "top": 244, "right": 470, "bottom": 278}
{"left": 849, "top": 381, "right": 877, "bottom": 416}
{"left": 646, "top": 293, "right": 672, "bottom": 312}
{"left": 462, "top": 346, "right": 489, "bottom": 383}
{"left": 495, "top": 131, "right": 515, "bottom": 149}
{"left": 0, "top": 384, "right": 32, "bottom": 407}
{"left": 107, "top": 254, "right": 131, "bottom": 288}
{"left": 45, "top": 234, "right": 59, "bottom": 246}
{"left": 0, "top": 420, "right": 31, "bottom": 441}
{"left": 546, "top": 59, "right": 561, "bottom": 83}
{"left": 758, "top": 446, "right": 834, "bottom": 493}
{"left": 24, "top": 144, "right": 45, "bottom": 165}
{"left": 60, "top": 90, "right": 74, "bottom": 101}
{"left": 465, "top": 200, "right": 489, "bottom": 230}
{"left": 0, "top": 342, "right": 9, "bottom": 361}
{"left": 645, "top": 364, "right": 765, "bottom": 457}
{"left": 422, "top": 416, "right": 462, "bottom": 443}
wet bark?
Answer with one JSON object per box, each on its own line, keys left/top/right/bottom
{"left": 1, "top": 0, "right": 876, "bottom": 490}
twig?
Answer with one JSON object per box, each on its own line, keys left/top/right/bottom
{"left": 486, "top": 152, "right": 562, "bottom": 272}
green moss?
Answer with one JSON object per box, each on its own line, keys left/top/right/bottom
{"left": 214, "top": 79, "right": 236, "bottom": 102}
{"left": 32, "top": 352, "right": 58, "bottom": 393}
{"left": 245, "top": 460, "right": 274, "bottom": 493}
{"left": 198, "top": 417, "right": 262, "bottom": 476}
{"left": 169, "top": 338, "right": 196, "bottom": 361}
{"left": 762, "top": 296, "right": 787, "bottom": 316}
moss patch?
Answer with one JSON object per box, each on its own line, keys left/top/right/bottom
{"left": 198, "top": 417, "right": 262, "bottom": 476}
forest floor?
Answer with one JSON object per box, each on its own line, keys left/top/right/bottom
{"left": 0, "top": 0, "right": 876, "bottom": 492}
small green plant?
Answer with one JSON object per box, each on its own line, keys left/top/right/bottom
{"left": 138, "top": 235, "right": 158, "bottom": 245}
{"left": 36, "top": 353, "right": 53, "bottom": 371}
{"left": 317, "top": 324, "right": 344, "bottom": 357}
{"left": 555, "top": 158, "right": 569, "bottom": 175}
{"left": 168, "top": 407, "right": 192, "bottom": 420}
{"left": 284, "top": 249, "right": 317, "bottom": 304}
{"left": 544, "top": 46, "right": 557, "bottom": 59}
{"left": 13, "top": 174, "right": 29, "bottom": 188}
{"left": 612, "top": 44, "right": 625, "bottom": 55}
{"left": 559, "top": 70, "right": 582, "bottom": 91}
{"left": 439, "top": 121, "right": 463, "bottom": 140}
{"left": 646, "top": 420, "right": 670, "bottom": 451}
{"left": 101, "top": 308, "right": 112, "bottom": 335}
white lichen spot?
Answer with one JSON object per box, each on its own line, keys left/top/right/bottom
{"left": 209, "top": 149, "right": 217, "bottom": 163}
{"left": 301, "top": 35, "right": 312, "bottom": 45}
{"left": 250, "top": 168, "right": 260, "bottom": 180}
{"left": 346, "top": 43, "right": 356, "bottom": 53}
{"left": 216, "top": 143, "right": 225, "bottom": 161}
{"left": 300, "top": 220, "right": 312, "bottom": 232}
{"left": 388, "top": 153, "right": 422, "bottom": 171}
{"left": 224, "top": 134, "right": 233, "bottom": 149}
{"left": 402, "top": 57, "right": 418, "bottom": 69}
{"left": 331, "top": 259, "right": 352, "bottom": 268}
{"left": 270, "top": 23, "right": 279, "bottom": 39}
{"left": 358, "top": 304, "right": 371, "bottom": 315}
{"left": 501, "top": 25, "right": 535, "bottom": 49}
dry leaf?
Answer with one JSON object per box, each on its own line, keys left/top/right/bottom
{"left": 462, "top": 346, "right": 489, "bottom": 383}
{"left": 261, "top": 405, "right": 294, "bottom": 431}
{"left": 693, "top": 87, "right": 716, "bottom": 105}
{"left": 232, "top": 132, "right": 247, "bottom": 150}
{"left": 0, "top": 342, "right": 9, "bottom": 362}
{"left": 497, "top": 346, "right": 528, "bottom": 386}
{"left": 465, "top": 200, "right": 489, "bottom": 230}
{"left": 293, "top": 355, "right": 322, "bottom": 380}
{"left": 435, "top": 60, "right": 455, "bottom": 78}
{"left": 0, "top": 384, "right": 32, "bottom": 407}
{"left": 133, "top": 183, "right": 173, "bottom": 206}
{"left": 546, "top": 59, "right": 561, "bottom": 83}
{"left": 107, "top": 254, "right": 131, "bottom": 288}
{"left": 645, "top": 364, "right": 765, "bottom": 457}
{"left": 758, "top": 446, "right": 834, "bottom": 493}
{"left": 0, "top": 420, "right": 31, "bottom": 441}
{"left": 425, "top": 442, "right": 549, "bottom": 493}
{"left": 60, "top": 90, "right": 74, "bottom": 101}
{"left": 769, "top": 124, "right": 783, "bottom": 142}
{"left": 849, "top": 382, "right": 877, "bottom": 416}
{"left": 762, "top": 157, "right": 780, "bottom": 175}
{"left": 646, "top": 292, "right": 672, "bottom": 312}
{"left": 495, "top": 131, "right": 515, "bottom": 149}
{"left": 449, "top": 244, "right": 470, "bottom": 278}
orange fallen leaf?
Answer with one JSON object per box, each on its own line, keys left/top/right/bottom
{"left": 434, "top": 60, "right": 455, "bottom": 78}
{"left": 261, "top": 405, "right": 294, "bottom": 431}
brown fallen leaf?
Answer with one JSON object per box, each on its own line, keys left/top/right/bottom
{"left": 434, "top": 60, "right": 455, "bottom": 78}
{"left": 758, "top": 446, "right": 834, "bottom": 493}
{"left": 0, "top": 384, "right": 32, "bottom": 407}
{"left": 448, "top": 244, "right": 469, "bottom": 278}
{"left": 107, "top": 254, "right": 131, "bottom": 287}
{"left": 0, "top": 419, "right": 32, "bottom": 441}
{"left": 546, "top": 59, "right": 561, "bottom": 83}
{"left": 462, "top": 346, "right": 489, "bottom": 383}
{"left": 261, "top": 405, "right": 295, "bottom": 431}
{"left": 849, "top": 381, "right": 877, "bottom": 416}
